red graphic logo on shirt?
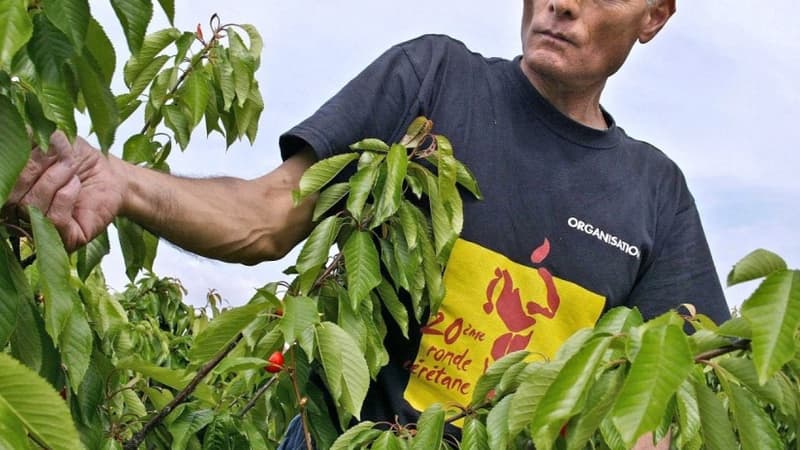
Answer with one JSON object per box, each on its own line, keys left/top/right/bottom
{"left": 482, "top": 239, "right": 561, "bottom": 368}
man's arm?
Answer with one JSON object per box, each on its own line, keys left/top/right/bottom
{"left": 116, "top": 146, "right": 318, "bottom": 264}
{"left": 5, "top": 131, "right": 318, "bottom": 264}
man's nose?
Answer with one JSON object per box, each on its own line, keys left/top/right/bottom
{"left": 549, "top": 0, "right": 580, "bottom": 18}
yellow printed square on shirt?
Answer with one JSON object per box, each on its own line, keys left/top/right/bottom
{"left": 402, "top": 238, "right": 605, "bottom": 420}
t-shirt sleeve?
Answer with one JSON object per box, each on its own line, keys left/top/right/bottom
{"left": 625, "top": 173, "right": 730, "bottom": 324}
{"left": 279, "top": 37, "right": 439, "bottom": 161}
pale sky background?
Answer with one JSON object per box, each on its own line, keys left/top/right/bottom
{"left": 87, "top": 1, "right": 799, "bottom": 311}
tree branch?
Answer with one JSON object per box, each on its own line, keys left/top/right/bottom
{"left": 237, "top": 374, "right": 279, "bottom": 418}
{"left": 122, "top": 333, "right": 243, "bottom": 450}
{"left": 694, "top": 338, "right": 751, "bottom": 363}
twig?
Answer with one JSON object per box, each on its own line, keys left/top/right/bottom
{"left": 237, "top": 374, "right": 279, "bottom": 418}
{"left": 122, "top": 333, "right": 243, "bottom": 450}
{"left": 137, "top": 24, "right": 222, "bottom": 136}
{"left": 310, "top": 253, "right": 343, "bottom": 292}
{"left": 694, "top": 338, "right": 750, "bottom": 363}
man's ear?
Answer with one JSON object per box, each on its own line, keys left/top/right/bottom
{"left": 638, "top": 0, "right": 676, "bottom": 44}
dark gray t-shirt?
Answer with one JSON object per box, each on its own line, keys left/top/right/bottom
{"left": 280, "top": 34, "right": 729, "bottom": 432}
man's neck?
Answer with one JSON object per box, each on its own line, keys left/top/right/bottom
{"left": 520, "top": 61, "right": 608, "bottom": 130}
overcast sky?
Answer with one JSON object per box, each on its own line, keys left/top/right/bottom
{"left": 90, "top": 1, "right": 799, "bottom": 311}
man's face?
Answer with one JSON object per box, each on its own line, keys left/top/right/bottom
{"left": 520, "top": 0, "right": 668, "bottom": 89}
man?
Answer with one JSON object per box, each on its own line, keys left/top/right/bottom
{"left": 5, "top": 0, "right": 728, "bottom": 448}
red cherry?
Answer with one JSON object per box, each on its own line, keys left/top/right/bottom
{"left": 265, "top": 351, "right": 284, "bottom": 373}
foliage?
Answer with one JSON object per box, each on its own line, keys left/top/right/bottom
{"left": 2, "top": 2, "right": 800, "bottom": 450}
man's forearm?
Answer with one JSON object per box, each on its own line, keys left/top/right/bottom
{"left": 112, "top": 148, "right": 317, "bottom": 264}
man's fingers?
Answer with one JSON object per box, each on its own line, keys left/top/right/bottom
{"left": 7, "top": 130, "right": 76, "bottom": 206}
{"left": 6, "top": 146, "right": 60, "bottom": 205}
{"left": 17, "top": 150, "right": 79, "bottom": 215}
{"left": 48, "top": 176, "right": 85, "bottom": 251}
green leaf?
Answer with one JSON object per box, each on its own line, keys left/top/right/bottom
{"left": 228, "top": 30, "right": 254, "bottom": 107}
{"left": 156, "top": 0, "right": 175, "bottom": 23}
{"left": 0, "top": 95, "right": 29, "bottom": 205}
{"left": 692, "top": 376, "right": 739, "bottom": 450}
{"left": 42, "top": 0, "right": 89, "bottom": 52}
{"left": 80, "top": 269, "right": 128, "bottom": 339}
{"left": 741, "top": 269, "right": 800, "bottom": 383}
{"left": 85, "top": 18, "right": 116, "bottom": 85}
{"left": 508, "top": 363, "right": 561, "bottom": 437}
{"left": 610, "top": 324, "right": 693, "bottom": 448}
{"left": 38, "top": 80, "right": 78, "bottom": 139}
{"left": 189, "top": 302, "right": 263, "bottom": 364}
{"left": 296, "top": 215, "right": 341, "bottom": 279}
{"left": 0, "top": 0, "right": 33, "bottom": 70}
{"left": 122, "top": 134, "right": 158, "bottom": 165}
{"left": 27, "top": 13, "right": 72, "bottom": 79}
{"left": 28, "top": 207, "right": 73, "bottom": 341}
{"left": 472, "top": 350, "right": 529, "bottom": 406}
{"left": 110, "top": 0, "right": 153, "bottom": 54}
{"left": 717, "top": 357, "right": 786, "bottom": 412}
{"left": 343, "top": 231, "right": 382, "bottom": 310}
{"left": 236, "top": 24, "right": 263, "bottom": 68}
{"left": 370, "top": 144, "right": 408, "bottom": 227}
{"left": 169, "top": 409, "right": 215, "bottom": 450}
{"left": 716, "top": 316, "right": 752, "bottom": 339}
{"left": 398, "top": 201, "right": 420, "bottom": 250}
{"left": 180, "top": 69, "right": 210, "bottom": 127}
{"left": 564, "top": 368, "right": 625, "bottom": 450}
{"left": 75, "top": 55, "right": 119, "bottom": 151}
{"left": 294, "top": 152, "right": 359, "bottom": 204}
{"left": 421, "top": 166, "right": 457, "bottom": 259}
{"left": 673, "top": 378, "right": 701, "bottom": 450}
{"left": 726, "top": 382, "right": 782, "bottom": 450}
{"left": 0, "top": 353, "right": 82, "bottom": 450}
{"left": 593, "top": 307, "right": 643, "bottom": 336}
{"left": 376, "top": 278, "right": 409, "bottom": 339}
{"left": 279, "top": 295, "right": 320, "bottom": 345}
{"left": 346, "top": 163, "right": 378, "bottom": 222}
{"left": 9, "top": 295, "right": 60, "bottom": 383}
{"left": 0, "top": 398, "right": 32, "bottom": 450}
{"left": 411, "top": 403, "right": 445, "bottom": 450}
{"left": 462, "top": 418, "right": 490, "bottom": 450}
{"left": 315, "top": 321, "right": 370, "bottom": 419}
{"left": 163, "top": 103, "right": 191, "bottom": 150}
{"left": 401, "top": 116, "right": 431, "bottom": 147}
{"left": 128, "top": 54, "right": 170, "bottom": 98}
{"left": 76, "top": 230, "right": 110, "bottom": 281}
{"left": 124, "top": 28, "right": 181, "bottom": 87}
{"left": 532, "top": 337, "right": 613, "bottom": 450}
{"left": 114, "top": 216, "right": 147, "bottom": 281}
{"left": 415, "top": 210, "right": 445, "bottom": 314}
{"left": 213, "top": 357, "right": 269, "bottom": 375}
{"left": 24, "top": 93, "right": 56, "bottom": 151}
{"left": 213, "top": 55, "right": 236, "bottom": 111}
{"left": 349, "top": 137, "right": 390, "bottom": 152}
{"left": 0, "top": 241, "right": 29, "bottom": 347}
{"left": 331, "top": 422, "right": 377, "bottom": 450}
{"left": 116, "top": 357, "right": 215, "bottom": 404}
{"left": 727, "top": 249, "right": 787, "bottom": 286}
{"left": 313, "top": 182, "right": 349, "bottom": 221}
{"left": 487, "top": 394, "right": 512, "bottom": 450}
{"left": 372, "top": 432, "right": 406, "bottom": 450}
{"left": 60, "top": 300, "right": 92, "bottom": 391}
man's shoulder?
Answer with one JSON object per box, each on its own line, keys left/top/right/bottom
{"left": 393, "top": 34, "right": 500, "bottom": 67}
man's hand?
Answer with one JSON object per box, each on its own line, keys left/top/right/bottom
{"left": 4, "top": 131, "right": 125, "bottom": 251}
